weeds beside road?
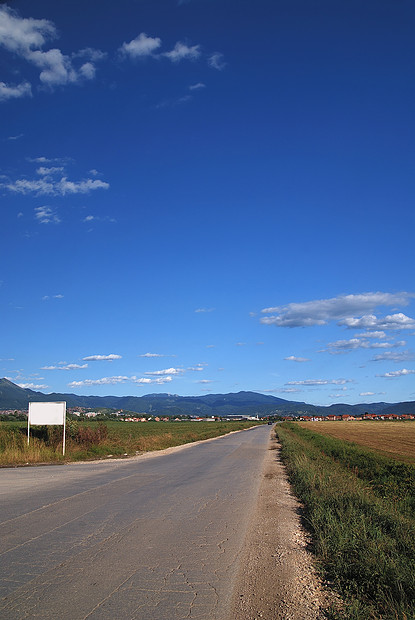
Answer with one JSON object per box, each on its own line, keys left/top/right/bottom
{"left": 275, "top": 422, "right": 415, "bottom": 620}
{"left": 0, "top": 420, "right": 260, "bottom": 466}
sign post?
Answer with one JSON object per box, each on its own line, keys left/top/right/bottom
{"left": 28, "top": 402, "right": 67, "bottom": 455}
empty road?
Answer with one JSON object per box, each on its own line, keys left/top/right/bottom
{"left": 0, "top": 425, "right": 271, "bottom": 619}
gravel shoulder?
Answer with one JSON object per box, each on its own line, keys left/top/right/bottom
{"left": 230, "top": 430, "right": 340, "bottom": 619}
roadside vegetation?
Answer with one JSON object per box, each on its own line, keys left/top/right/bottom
{"left": 0, "top": 419, "right": 260, "bottom": 466}
{"left": 275, "top": 422, "right": 415, "bottom": 620}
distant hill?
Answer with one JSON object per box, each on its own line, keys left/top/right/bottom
{"left": 1, "top": 378, "right": 415, "bottom": 416}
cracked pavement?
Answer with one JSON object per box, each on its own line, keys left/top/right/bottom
{"left": 0, "top": 425, "right": 270, "bottom": 619}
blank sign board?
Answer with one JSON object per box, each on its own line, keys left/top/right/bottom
{"left": 28, "top": 401, "right": 66, "bottom": 425}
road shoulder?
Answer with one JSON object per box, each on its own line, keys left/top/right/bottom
{"left": 230, "top": 429, "right": 339, "bottom": 619}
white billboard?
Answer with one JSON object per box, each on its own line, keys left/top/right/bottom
{"left": 28, "top": 401, "right": 66, "bottom": 425}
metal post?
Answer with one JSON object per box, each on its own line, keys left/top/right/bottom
{"left": 62, "top": 413, "right": 66, "bottom": 456}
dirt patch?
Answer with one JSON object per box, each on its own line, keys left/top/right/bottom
{"left": 230, "top": 432, "right": 340, "bottom": 619}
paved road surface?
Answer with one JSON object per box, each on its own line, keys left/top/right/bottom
{"left": 0, "top": 425, "right": 271, "bottom": 619}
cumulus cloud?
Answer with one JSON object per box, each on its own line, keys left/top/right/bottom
{"left": 355, "top": 331, "right": 387, "bottom": 339}
{"left": 163, "top": 41, "right": 201, "bottom": 62}
{"left": 34, "top": 206, "right": 60, "bottom": 224}
{"left": 82, "top": 354, "right": 122, "bottom": 361}
{"left": 0, "top": 80, "right": 32, "bottom": 101}
{"left": 261, "top": 292, "right": 412, "bottom": 328}
{"left": 0, "top": 5, "right": 105, "bottom": 95}
{"left": 339, "top": 313, "right": 415, "bottom": 331}
{"left": 376, "top": 368, "right": 415, "bottom": 378}
{"left": 119, "top": 33, "right": 161, "bottom": 58}
{"left": 284, "top": 356, "right": 310, "bottom": 362}
{"left": 5, "top": 175, "right": 109, "bottom": 196}
{"left": 145, "top": 367, "right": 183, "bottom": 376}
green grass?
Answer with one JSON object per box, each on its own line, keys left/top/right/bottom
{"left": 275, "top": 423, "right": 415, "bottom": 620}
{"left": 0, "top": 420, "right": 260, "bottom": 466}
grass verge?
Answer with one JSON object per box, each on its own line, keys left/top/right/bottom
{"left": 0, "top": 420, "right": 259, "bottom": 466}
{"left": 275, "top": 422, "right": 415, "bottom": 620}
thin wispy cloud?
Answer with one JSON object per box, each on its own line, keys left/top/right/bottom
{"left": 41, "top": 363, "right": 88, "bottom": 370}
{"left": 35, "top": 206, "right": 60, "bottom": 224}
{"left": 195, "top": 307, "right": 215, "bottom": 313}
{"left": 284, "top": 356, "right": 310, "bottom": 362}
{"left": 370, "top": 351, "right": 414, "bottom": 362}
{"left": 82, "top": 354, "right": 122, "bottom": 361}
{"left": 324, "top": 338, "right": 405, "bottom": 354}
{"left": 208, "top": 52, "right": 226, "bottom": 70}
{"left": 286, "top": 378, "right": 352, "bottom": 386}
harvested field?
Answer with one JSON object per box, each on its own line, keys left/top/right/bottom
{"left": 298, "top": 420, "right": 415, "bottom": 464}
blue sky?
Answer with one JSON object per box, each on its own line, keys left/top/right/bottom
{"left": 1, "top": 0, "right": 414, "bottom": 406}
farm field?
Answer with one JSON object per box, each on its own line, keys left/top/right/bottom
{"left": 298, "top": 420, "right": 415, "bottom": 464}
{"left": 275, "top": 422, "right": 415, "bottom": 619}
{"left": 0, "top": 420, "right": 260, "bottom": 466}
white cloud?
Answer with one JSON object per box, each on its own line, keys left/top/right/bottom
{"left": 34, "top": 206, "right": 60, "bottom": 224}
{"left": 235, "top": 342, "right": 246, "bottom": 346}
{"left": 0, "top": 5, "right": 104, "bottom": 97}
{"left": 197, "top": 379, "right": 212, "bottom": 384}
{"left": 376, "top": 368, "right": 415, "bottom": 378}
{"left": 189, "top": 82, "right": 205, "bottom": 90}
{"left": 119, "top": 33, "right": 162, "bottom": 58}
{"left": 36, "top": 166, "right": 64, "bottom": 176}
{"left": 164, "top": 42, "right": 201, "bottom": 62}
{"left": 325, "top": 338, "right": 405, "bottom": 354}
{"left": 371, "top": 351, "right": 414, "bottom": 362}
{"left": 18, "top": 382, "right": 49, "bottom": 390}
{"left": 42, "top": 293, "right": 64, "bottom": 300}
{"left": 208, "top": 52, "right": 226, "bottom": 70}
{"left": 0, "top": 80, "right": 32, "bottom": 101}
{"left": 145, "top": 367, "right": 183, "bottom": 376}
{"left": 82, "top": 354, "right": 122, "bottom": 361}
{"left": 195, "top": 307, "right": 215, "bottom": 313}
{"left": 286, "top": 378, "right": 352, "bottom": 386}
{"left": 139, "top": 352, "right": 169, "bottom": 358}
{"left": 340, "top": 313, "right": 415, "bottom": 331}
{"left": 261, "top": 292, "right": 413, "bottom": 328}
{"left": 355, "top": 331, "right": 386, "bottom": 339}
{"left": 187, "top": 365, "right": 205, "bottom": 371}
{"left": 284, "top": 356, "right": 310, "bottom": 362}
{"left": 68, "top": 375, "right": 172, "bottom": 388}
{"left": 41, "top": 363, "right": 88, "bottom": 370}
{"left": 5, "top": 176, "right": 109, "bottom": 195}
{"left": 360, "top": 392, "right": 375, "bottom": 396}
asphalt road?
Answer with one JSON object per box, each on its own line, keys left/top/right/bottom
{"left": 0, "top": 425, "right": 271, "bottom": 620}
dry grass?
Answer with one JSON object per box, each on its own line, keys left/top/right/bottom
{"left": 0, "top": 421, "right": 260, "bottom": 466}
{"left": 298, "top": 421, "right": 415, "bottom": 464}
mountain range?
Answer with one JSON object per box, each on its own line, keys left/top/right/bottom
{"left": 1, "top": 378, "right": 414, "bottom": 417}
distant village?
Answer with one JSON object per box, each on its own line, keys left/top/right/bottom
{"left": 0, "top": 406, "right": 414, "bottom": 422}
